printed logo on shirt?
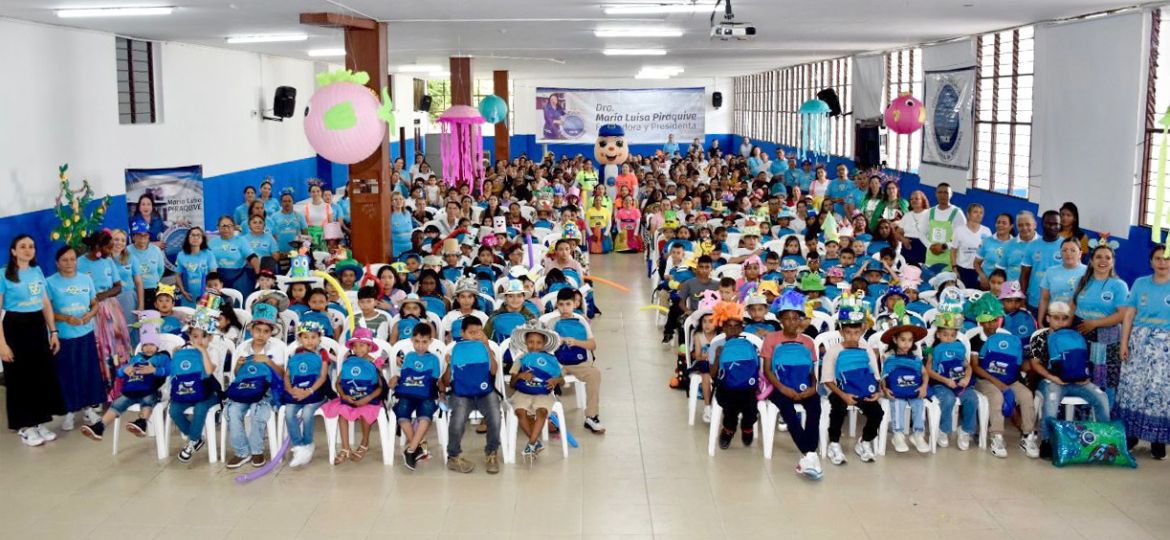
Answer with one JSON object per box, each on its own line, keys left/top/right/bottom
{"left": 1140, "top": 293, "right": 1149, "bottom": 307}
{"left": 62, "top": 285, "right": 90, "bottom": 296}
{"left": 27, "top": 281, "right": 42, "bottom": 295}
{"left": 180, "top": 359, "right": 193, "bottom": 371}
{"left": 1101, "top": 291, "right": 1114, "bottom": 303}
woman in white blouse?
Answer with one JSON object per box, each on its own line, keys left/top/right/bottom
{"left": 951, "top": 203, "right": 992, "bottom": 288}
{"left": 897, "top": 190, "right": 931, "bottom": 266}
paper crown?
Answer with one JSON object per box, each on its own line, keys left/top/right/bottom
{"left": 156, "top": 283, "right": 176, "bottom": 299}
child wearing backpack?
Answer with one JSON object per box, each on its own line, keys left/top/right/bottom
{"left": 443, "top": 317, "right": 503, "bottom": 474}
{"left": 159, "top": 310, "right": 223, "bottom": 463}
{"left": 691, "top": 313, "right": 718, "bottom": 424}
{"left": 282, "top": 320, "right": 333, "bottom": 468}
{"left": 880, "top": 317, "right": 931, "bottom": 454}
{"left": 81, "top": 324, "right": 169, "bottom": 442}
{"left": 710, "top": 301, "right": 762, "bottom": 450}
{"left": 548, "top": 288, "right": 605, "bottom": 435}
{"left": 225, "top": 303, "right": 285, "bottom": 469}
{"left": 321, "top": 327, "right": 386, "bottom": 464}
{"left": 823, "top": 293, "right": 884, "bottom": 464}
{"left": 760, "top": 291, "right": 824, "bottom": 479}
{"left": 1027, "top": 301, "right": 1110, "bottom": 458}
{"left": 926, "top": 311, "right": 981, "bottom": 451}
{"left": 509, "top": 321, "right": 564, "bottom": 460}
{"left": 971, "top": 310, "right": 1039, "bottom": 458}
{"left": 390, "top": 324, "right": 442, "bottom": 470}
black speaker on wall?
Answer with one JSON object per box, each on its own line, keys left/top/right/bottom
{"left": 418, "top": 94, "right": 433, "bottom": 112}
{"left": 273, "top": 86, "right": 296, "bottom": 118}
{"left": 855, "top": 123, "right": 882, "bottom": 170}
{"left": 816, "top": 88, "right": 842, "bottom": 117}
{"left": 712, "top": 91, "right": 723, "bottom": 109}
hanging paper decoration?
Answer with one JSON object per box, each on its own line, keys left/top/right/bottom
{"left": 1152, "top": 105, "right": 1170, "bottom": 257}
{"left": 884, "top": 92, "right": 926, "bottom": 135}
{"left": 798, "top": 99, "right": 831, "bottom": 162}
{"left": 51, "top": 164, "right": 111, "bottom": 250}
{"left": 437, "top": 105, "right": 486, "bottom": 194}
{"left": 478, "top": 94, "right": 509, "bottom": 124}
{"left": 303, "top": 69, "right": 395, "bottom": 165}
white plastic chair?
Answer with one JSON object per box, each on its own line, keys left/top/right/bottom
{"left": 321, "top": 357, "right": 396, "bottom": 467}
{"left": 759, "top": 399, "right": 819, "bottom": 459}
{"left": 704, "top": 333, "right": 763, "bottom": 457}
{"left": 220, "top": 287, "right": 244, "bottom": 309}
{"left": 712, "top": 264, "right": 743, "bottom": 280}
{"left": 219, "top": 340, "right": 287, "bottom": 461}
{"left": 113, "top": 335, "right": 186, "bottom": 458}
{"left": 385, "top": 339, "right": 450, "bottom": 462}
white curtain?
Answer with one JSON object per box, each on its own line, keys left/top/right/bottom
{"left": 851, "top": 54, "right": 885, "bottom": 120}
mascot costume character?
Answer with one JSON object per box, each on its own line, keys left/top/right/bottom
{"left": 595, "top": 124, "right": 629, "bottom": 201}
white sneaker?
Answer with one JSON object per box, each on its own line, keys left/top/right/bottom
{"left": 60, "top": 413, "right": 75, "bottom": 431}
{"left": 18, "top": 428, "right": 44, "bottom": 447}
{"left": 1020, "top": 432, "right": 1040, "bottom": 459}
{"left": 777, "top": 421, "right": 789, "bottom": 433}
{"left": 36, "top": 425, "right": 57, "bottom": 442}
{"left": 303, "top": 444, "right": 315, "bottom": 465}
{"left": 797, "top": 452, "right": 823, "bottom": 480}
{"left": 990, "top": 434, "right": 1008, "bottom": 458}
{"left": 827, "top": 442, "right": 847, "bottom": 465}
{"left": 83, "top": 407, "right": 102, "bottom": 425}
{"left": 702, "top": 405, "right": 712, "bottom": 424}
{"left": 892, "top": 432, "right": 910, "bottom": 453}
{"left": 911, "top": 432, "right": 930, "bottom": 453}
{"left": 957, "top": 430, "right": 971, "bottom": 451}
{"left": 288, "top": 446, "right": 308, "bottom": 468}
{"left": 855, "top": 440, "right": 876, "bottom": 463}
{"left": 937, "top": 433, "right": 950, "bottom": 448}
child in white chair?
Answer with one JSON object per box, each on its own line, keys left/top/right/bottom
{"left": 509, "top": 321, "right": 564, "bottom": 460}
{"left": 224, "top": 303, "right": 285, "bottom": 470}
{"left": 880, "top": 315, "right": 931, "bottom": 454}
{"left": 81, "top": 324, "right": 169, "bottom": 441}
{"left": 390, "top": 324, "right": 442, "bottom": 470}
{"left": 321, "top": 327, "right": 385, "bottom": 464}
{"left": 691, "top": 313, "right": 717, "bottom": 423}
{"left": 282, "top": 320, "right": 333, "bottom": 468}
{"left": 822, "top": 294, "right": 884, "bottom": 464}
{"left": 927, "top": 311, "right": 980, "bottom": 451}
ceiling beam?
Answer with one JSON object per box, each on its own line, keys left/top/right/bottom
{"left": 299, "top": 12, "right": 377, "bottom": 30}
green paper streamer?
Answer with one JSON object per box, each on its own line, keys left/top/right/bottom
{"left": 1158, "top": 106, "right": 1170, "bottom": 257}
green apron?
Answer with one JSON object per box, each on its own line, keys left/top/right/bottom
{"left": 925, "top": 207, "right": 956, "bottom": 269}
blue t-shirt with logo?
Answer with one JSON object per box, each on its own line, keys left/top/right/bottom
{"left": 1042, "top": 263, "right": 1086, "bottom": 304}
{"left": 268, "top": 211, "right": 308, "bottom": 251}
{"left": 76, "top": 255, "right": 118, "bottom": 293}
{"left": 129, "top": 244, "right": 166, "bottom": 289}
{"left": 47, "top": 272, "right": 96, "bottom": 339}
{"left": 244, "top": 232, "right": 280, "bottom": 260}
{"left": 1074, "top": 276, "right": 1129, "bottom": 321}
{"left": 979, "top": 235, "right": 1014, "bottom": 277}
{"left": 1000, "top": 237, "right": 1033, "bottom": 282}
{"left": 176, "top": 250, "right": 217, "bottom": 301}
{"left": 827, "top": 180, "right": 854, "bottom": 216}
{"left": 0, "top": 267, "right": 47, "bottom": 313}
{"left": 1023, "top": 238, "right": 1062, "bottom": 307}
{"left": 1126, "top": 276, "right": 1170, "bottom": 331}
{"left": 209, "top": 235, "right": 255, "bottom": 270}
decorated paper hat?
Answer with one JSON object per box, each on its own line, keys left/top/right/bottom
{"left": 286, "top": 254, "right": 316, "bottom": 283}
{"left": 345, "top": 326, "right": 380, "bottom": 353}
{"left": 929, "top": 271, "right": 959, "bottom": 292}
{"left": 933, "top": 310, "right": 963, "bottom": 330}
{"left": 561, "top": 221, "right": 583, "bottom": 240}
{"left": 798, "top": 273, "right": 826, "bottom": 292}
{"left": 775, "top": 290, "right": 807, "bottom": 315}
{"left": 998, "top": 280, "right": 1026, "bottom": 300}
{"left": 297, "top": 319, "right": 326, "bottom": 336}
{"left": 879, "top": 285, "right": 909, "bottom": 306}
{"left": 249, "top": 302, "right": 278, "bottom": 329}
{"left": 880, "top": 300, "right": 927, "bottom": 345}
{"left": 744, "top": 292, "right": 768, "bottom": 307}
{"left": 502, "top": 279, "right": 527, "bottom": 296}
{"left": 965, "top": 293, "right": 1005, "bottom": 323}
{"left": 780, "top": 259, "right": 800, "bottom": 272}
{"left": 696, "top": 290, "right": 721, "bottom": 312}
{"left": 399, "top": 293, "right": 427, "bottom": 312}
{"left": 139, "top": 323, "right": 162, "bottom": 348}
{"left": 187, "top": 305, "right": 220, "bottom": 336}
{"left": 741, "top": 225, "right": 761, "bottom": 237}
{"left": 836, "top": 291, "right": 869, "bottom": 326}
{"left": 454, "top": 276, "right": 480, "bottom": 296}
{"left": 334, "top": 259, "right": 364, "bottom": 281}
{"left": 155, "top": 283, "right": 176, "bottom": 300}
{"left": 422, "top": 255, "right": 443, "bottom": 268}
{"left": 758, "top": 280, "right": 781, "bottom": 297}
{"left": 323, "top": 222, "right": 344, "bottom": 241}
{"left": 258, "top": 290, "right": 290, "bottom": 311}
{"left": 441, "top": 238, "right": 461, "bottom": 256}
{"left": 509, "top": 319, "right": 561, "bottom": 355}
{"left": 743, "top": 255, "right": 762, "bottom": 267}
{"left": 898, "top": 266, "right": 923, "bottom": 290}
{"left": 711, "top": 301, "right": 745, "bottom": 327}
{"left": 776, "top": 207, "right": 796, "bottom": 221}
{"left": 937, "top": 286, "right": 966, "bottom": 314}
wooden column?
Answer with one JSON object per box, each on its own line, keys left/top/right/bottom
{"left": 493, "top": 70, "right": 510, "bottom": 162}
{"left": 300, "top": 12, "right": 392, "bottom": 263}
{"left": 449, "top": 56, "right": 473, "bottom": 106}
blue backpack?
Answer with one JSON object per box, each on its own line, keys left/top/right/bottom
{"left": 283, "top": 351, "right": 327, "bottom": 405}
{"left": 883, "top": 354, "right": 924, "bottom": 399}
{"left": 226, "top": 359, "right": 275, "bottom": 404}
{"left": 553, "top": 317, "right": 590, "bottom": 366}
{"left": 980, "top": 333, "right": 1024, "bottom": 386}
{"left": 931, "top": 341, "right": 968, "bottom": 383}
{"left": 168, "top": 348, "right": 215, "bottom": 404}
{"left": 489, "top": 311, "right": 527, "bottom": 342}
{"left": 397, "top": 316, "right": 422, "bottom": 340}
{"left": 515, "top": 352, "right": 562, "bottom": 395}
{"left": 441, "top": 266, "right": 463, "bottom": 284}
{"left": 396, "top": 351, "right": 441, "bottom": 400}
{"left": 1004, "top": 310, "right": 1037, "bottom": 346}
{"left": 450, "top": 340, "right": 493, "bottom": 398}
{"left": 770, "top": 341, "right": 815, "bottom": 392}
{"left": 1048, "top": 328, "right": 1091, "bottom": 382}
{"left": 422, "top": 295, "right": 447, "bottom": 318}
{"left": 835, "top": 348, "right": 879, "bottom": 397}
{"left": 716, "top": 336, "right": 760, "bottom": 391}
{"left": 339, "top": 356, "right": 382, "bottom": 402}
{"left": 121, "top": 352, "right": 168, "bottom": 399}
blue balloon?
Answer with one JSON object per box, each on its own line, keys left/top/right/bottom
{"left": 479, "top": 94, "right": 509, "bottom": 124}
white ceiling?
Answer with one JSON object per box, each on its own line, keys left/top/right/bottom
{"left": 0, "top": 0, "right": 1146, "bottom": 79}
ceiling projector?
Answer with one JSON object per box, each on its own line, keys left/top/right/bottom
{"left": 710, "top": 22, "right": 756, "bottom": 40}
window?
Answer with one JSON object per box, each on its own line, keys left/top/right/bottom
{"left": 116, "top": 37, "right": 157, "bottom": 124}
{"left": 884, "top": 48, "right": 922, "bottom": 172}
{"left": 425, "top": 79, "right": 452, "bottom": 130}
{"left": 1142, "top": 10, "right": 1170, "bottom": 226}
{"left": 972, "top": 26, "right": 1034, "bottom": 197}
{"left": 732, "top": 56, "right": 852, "bottom": 158}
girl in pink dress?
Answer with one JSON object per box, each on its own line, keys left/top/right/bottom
{"left": 320, "top": 327, "right": 385, "bottom": 463}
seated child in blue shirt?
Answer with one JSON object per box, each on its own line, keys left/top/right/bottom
{"left": 509, "top": 321, "right": 564, "bottom": 460}
{"left": 391, "top": 324, "right": 442, "bottom": 470}
{"left": 283, "top": 320, "right": 333, "bottom": 468}
{"left": 159, "top": 319, "right": 222, "bottom": 463}
{"left": 224, "top": 305, "right": 285, "bottom": 469}
{"left": 81, "top": 325, "right": 169, "bottom": 441}
{"left": 710, "top": 303, "right": 762, "bottom": 450}
{"left": 880, "top": 321, "right": 931, "bottom": 454}
{"left": 302, "top": 287, "right": 338, "bottom": 339}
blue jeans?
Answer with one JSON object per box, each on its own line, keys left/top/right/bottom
{"left": 283, "top": 401, "right": 323, "bottom": 447}
{"left": 168, "top": 396, "right": 218, "bottom": 443}
{"left": 890, "top": 397, "right": 926, "bottom": 433}
{"left": 446, "top": 393, "right": 501, "bottom": 458}
{"left": 226, "top": 399, "right": 273, "bottom": 457}
{"left": 1039, "top": 380, "right": 1111, "bottom": 440}
{"left": 110, "top": 393, "right": 160, "bottom": 415}
{"left": 930, "top": 385, "right": 979, "bottom": 434}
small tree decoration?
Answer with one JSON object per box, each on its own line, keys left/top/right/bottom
{"left": 51, "top": 164, "right": 111, "bottom": 249}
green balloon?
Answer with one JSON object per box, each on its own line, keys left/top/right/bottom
{"left": 479, "top": 94, "right": 508, "bottom": 124}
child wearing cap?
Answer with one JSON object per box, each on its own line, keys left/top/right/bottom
{"left": 1026, "top": 301, "right": 1111, "bottom": 458}
{"left": 509, "top": 321, "right": 565, "bottom": 459}
{"left": 710, "top": 302, "right": 762, "bottom": 450}
{"left": 969, "top": 298, "right": 1039, "bottom": 459}
{"left": 81, "top": 324, "right": 169, "bottom": 442}
{"left": 159, "top": 313, "right": 222, "bottom": 462}
{"left": 743, "top": 293, "right": 780, "bottom": 338}
{"left": 484, "top": 280, "right": 538, "bottom": 347}
{"left": 443, "top": 317, "right": 503, "bottom": 474}
{"left": 282, "top": 319, "right": 334, "bottom": 468}
{"left": 224, "top": 303, "right": 286, "bottom": 469}
{"left": 548, "top": 288, "right": 605, "bottom": 434}
{"left": 322, "top": 326, "right": 386, "bottom": 464}
{"left": 822, "top": 295, "right": 884, "bottom": 464}
{"left": 760, "top": 291, "right": 824, "bottom": 479}
{"left": 880, "top": 317, "right": 931, "bottom": 454}
{"left": 999, "top": 280, "right": 1038, "bottom": 347}
{"left": 390, "top": 324, "right": 442, "bottom": 470}
{"left": 390, "top": 294, "right": 430, "bottom": 342}
{"left": 129, "top": 218, "right": 166, "bottom": 310}
{"left": 925, "top": 311, "right": 981, "bottom": 452}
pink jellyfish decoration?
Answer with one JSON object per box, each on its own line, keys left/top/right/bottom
{"left": 437, "top": 105, "right": 486, "bottom": 195}
{"left": 884, "top": 92, "right": 926, "bottom": 135}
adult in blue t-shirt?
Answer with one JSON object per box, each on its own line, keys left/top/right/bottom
{"left": 242, "top": 214, "right": 279, "bottom": 267}
{"left": 129, "top": 219, "right": 167, "bottom": 310}
{"left": 47, "top": 246, "right": 106, "bottom": 419}
{"left": 769, "top": 149, "right": 789, "bottom": 177}
{"left": 175, "top": 227, "right": 218, "bottom": 305}
{"left": 233, "top": 185, "right": 258, "bottom": 228}
{"left": 1118, "top": 246, "right": 1170, "bottom": 458}
{"left": 0, "top": 234, "right": 64, "bottom": 442}
{"left": 662, "top": 134, "right": 679, "bottom": 157}
{"left": 210, "top": 216, "right": 259, "bottom": 294}
{"left": 1021, "top": 211, "right": 1063, "bottom": 310}
{"left": 976, "top": 213, "right": 1016, "bottom": 284}
{"left": 1039, "top": 238, "right": 1087, "bottom": 322}
{"left": 267, "top": 193, "right": 308, "bottom": 255}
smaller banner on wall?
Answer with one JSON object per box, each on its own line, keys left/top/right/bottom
{"left": 923, "top": 68, "right": 975, "bottom": 170}
{"left": 125, "top": 165, "right": 203, "bottom": 271}
{"left": 535, "top": 87, "right": 705, "bottom": 144}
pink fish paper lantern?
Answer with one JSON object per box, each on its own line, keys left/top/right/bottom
{"left": 304, "top": 70, "right": 395, "bottom": 165}
{"left": 884, "top": 92, "right": 926, "bottom": 135}
{"left": 437, "top": 105, "right": 486, "bottom": 195}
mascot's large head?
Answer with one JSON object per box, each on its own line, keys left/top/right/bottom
{"left": 595, "top": 124, "right": 629, "bottom": 166}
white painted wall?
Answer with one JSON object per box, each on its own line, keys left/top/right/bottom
{"left": 511, "top": 77, "right": 734, "bottom": 136}
{"left": 0, "top": 17, "right": 324, "bottom": 218}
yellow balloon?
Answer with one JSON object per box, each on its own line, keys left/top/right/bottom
{"left": 313, "top": 271, "right": 355, "bottom": 332}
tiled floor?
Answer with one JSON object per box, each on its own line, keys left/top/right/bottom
{"left": 1, "top": 253, "right": 1167, "bottom": 539}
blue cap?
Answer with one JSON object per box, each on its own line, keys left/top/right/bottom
{"left": 130, "top": 217, "right": 149, "bottom": 236}
{"left": 598, "top": 124, "right": 625, "bottom": 137}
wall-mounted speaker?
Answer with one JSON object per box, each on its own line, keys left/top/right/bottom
{"left": 262, "top": 86, "right": 296, "bottom": 122}
{"left": 712, "top": 91, "right": 723, "bottom": 109}
{"left": 817, "top": 88, "right": 842, "bottom": 117}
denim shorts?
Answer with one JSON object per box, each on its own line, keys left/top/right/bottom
{"left": 110, "top": 393, "right": 160, "bottom": 414}
{"left": 392, "top": 396, "right": 438, "bottom": 419}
